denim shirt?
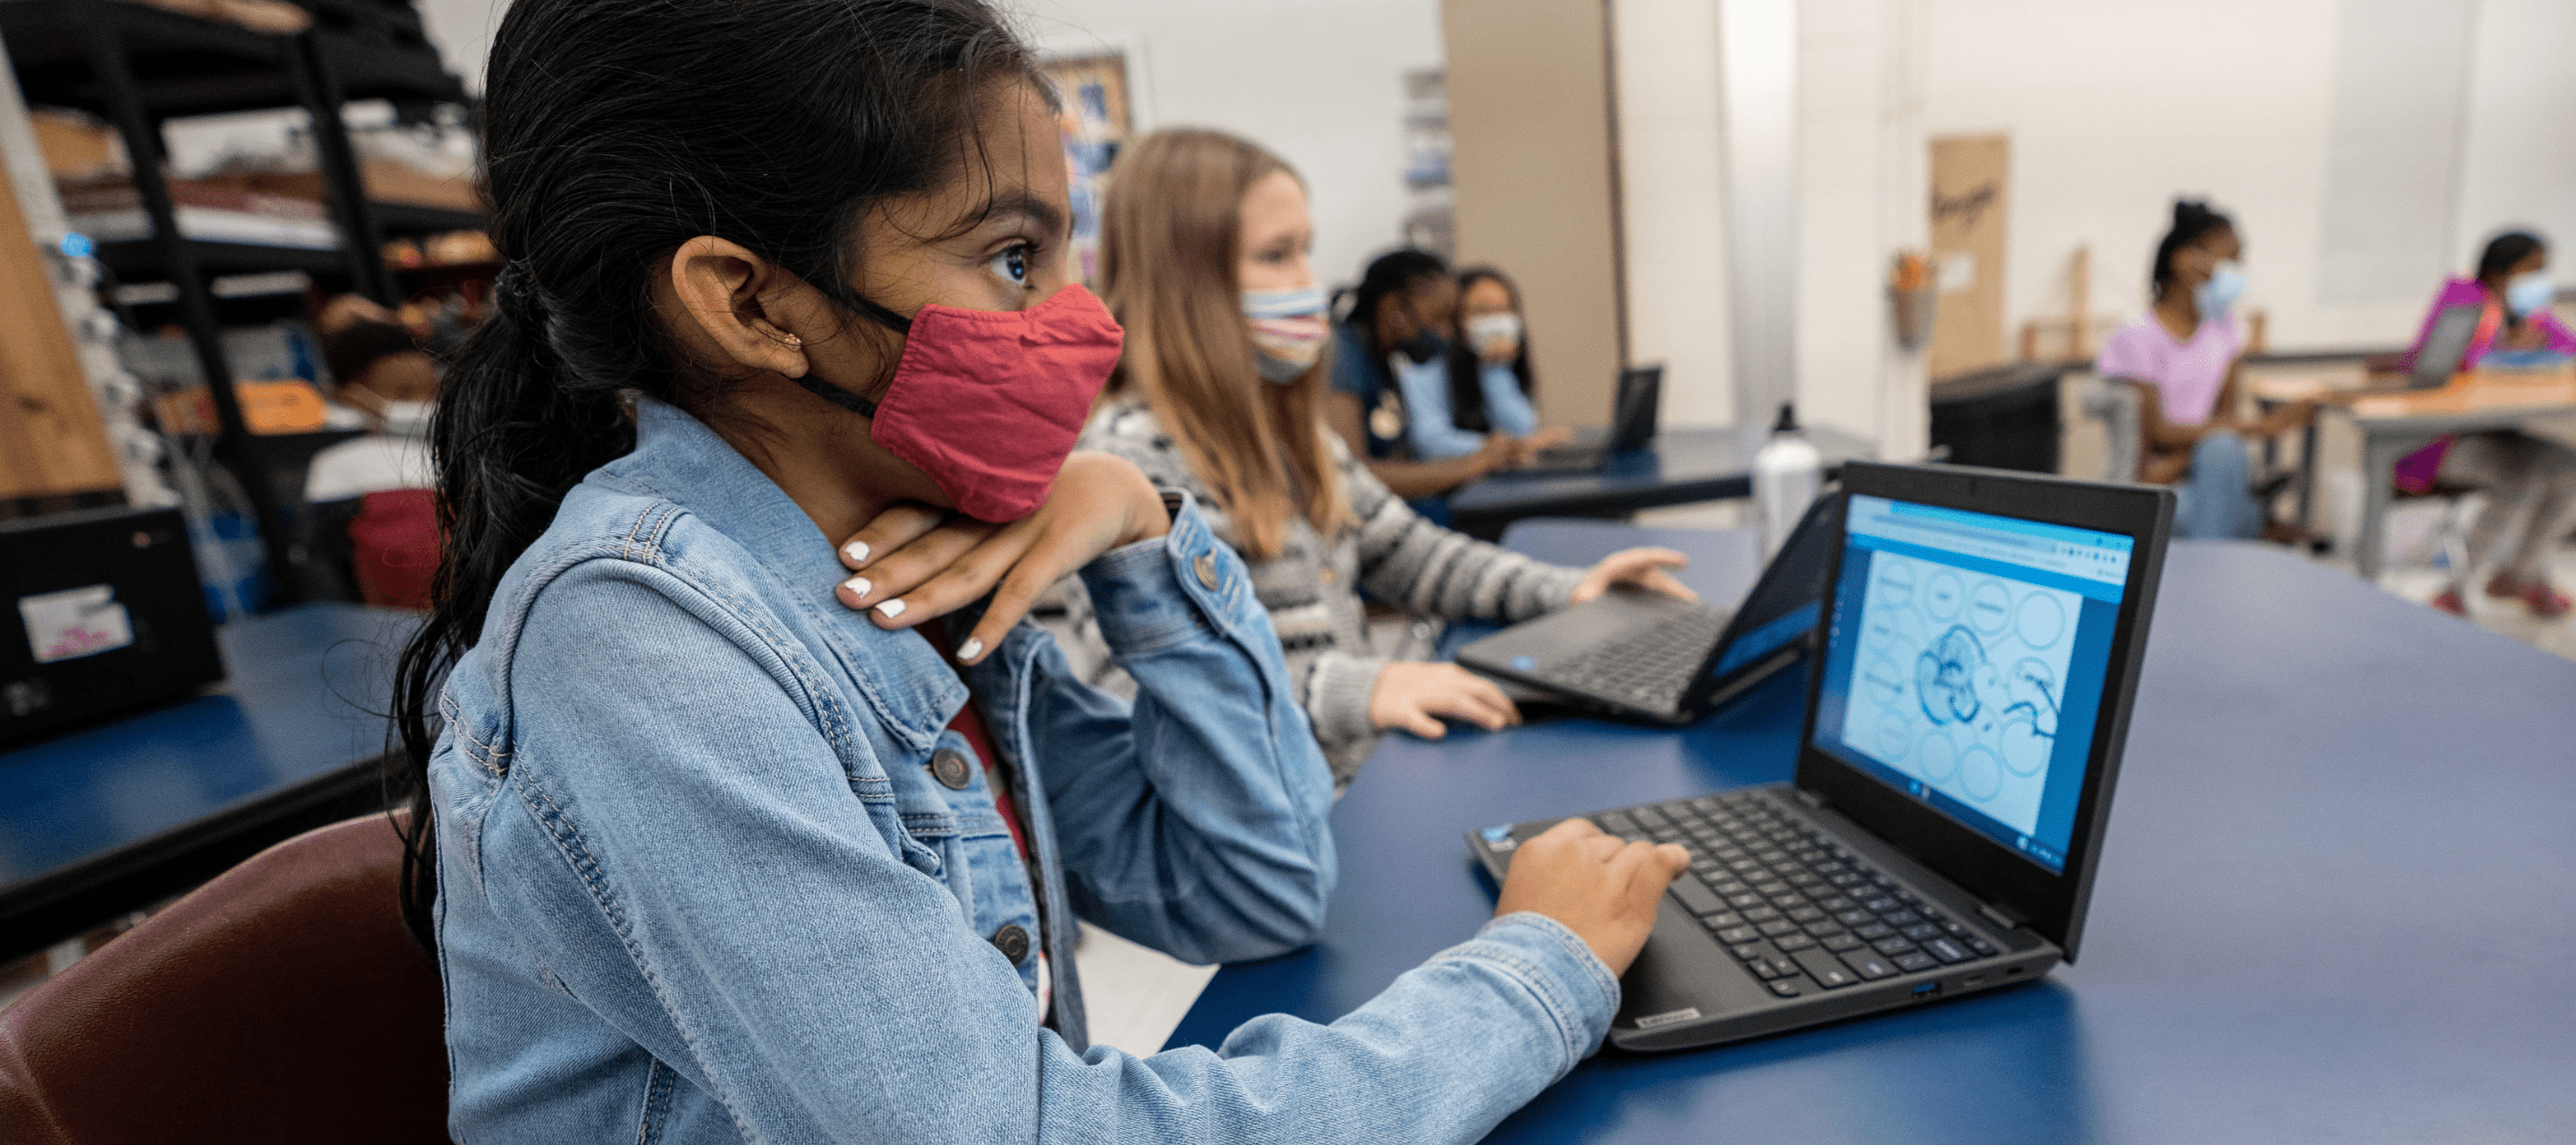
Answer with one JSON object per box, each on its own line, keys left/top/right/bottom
{"left": 428, "top": 397, "right": 1619, "bottom": 1142}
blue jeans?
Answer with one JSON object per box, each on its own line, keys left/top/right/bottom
{"left": 2173, "top": 431, "right": 2261, "bottom": 539}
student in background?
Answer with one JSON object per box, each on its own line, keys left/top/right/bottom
{"left": 2396, "top": 230, "right": 2576, "bottom": 617}
{"left": 394, "top": 7, "right": 1684, "bottom": 1141}
{"left": 1428, "top": 266, "right": 1568, "bottom": 460}
{"left": 302, "top": 311, "right": 440, "bottom": 608}
{"left": 1325, "top": 250, "right": 1527, "bottom": 505}
{"left": 2095, "top": 200, "right": 2313, "bottom": 539}
{"left": 1080, "top": 128, "right": 1694, "bottom": 784}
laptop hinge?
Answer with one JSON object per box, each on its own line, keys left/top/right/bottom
{"left": 1978, "top": 903, "right": 2026, "bottom": 932}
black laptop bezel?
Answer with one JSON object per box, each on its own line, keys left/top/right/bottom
{"left": 1790, "top": 462, "right": 2172, "bottom": 960}
{"left": 1668, "top": 489, "right": 1842, "bottom": 715}
{"left": 1608, "top": 364, "right": 1663, "bottom": 454}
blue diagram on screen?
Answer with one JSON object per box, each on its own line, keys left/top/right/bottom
{"left": 1843, "top": 549, "right": 2078, "bottom": 838}
{"left": 1811, "top": 495, "right": 2131, "bottom": 872}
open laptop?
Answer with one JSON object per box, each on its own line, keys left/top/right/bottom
{"left": 2400, "top": 304, "right": 2483, "bottom": 390}
{"left": 1466, "top": 462, "right": 2173, "bottom": 1051}
{"left": 1515, "top": 364, "right": 1662, "bottom": 474}
{"left": 1454, "top": 491, "right": 1840, "bottom": 725}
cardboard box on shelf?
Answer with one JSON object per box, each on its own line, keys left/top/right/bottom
{"left": 199, "top": 160, "right": 482, "bottom": 214}
{"left": 152, "top": 379, "right": 330, "bottom": 436}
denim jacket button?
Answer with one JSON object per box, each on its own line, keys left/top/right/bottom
{"left": 1193, "top": 553, "right": 1219, "bottom": 590}
{"left": 991, "top": 923, "right": 1030, "bottom": 963}
{"left": 929, "top": 749, "right": 973, "bottom": 790}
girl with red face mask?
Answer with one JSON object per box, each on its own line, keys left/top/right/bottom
{"left": 391, "top": 4, "right": 1682, "bottom": 1141}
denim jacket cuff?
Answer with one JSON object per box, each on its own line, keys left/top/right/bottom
{"left": 1080, "top": 493, "right": 1249, "bottom": 656}
{"left": 1445, "top": 911, "right": 1623, "bottom": 1072}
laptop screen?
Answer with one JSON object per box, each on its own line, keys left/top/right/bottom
{"left": 1806, "top": 495, "right": 2134, "bottom": 874}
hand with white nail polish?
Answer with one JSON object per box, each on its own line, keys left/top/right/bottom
{"left": 830, "top": 451, "right": 1168, "bottom": 664}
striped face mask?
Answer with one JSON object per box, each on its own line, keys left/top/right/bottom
{"left": 1243, "top": 284, "right": 1329, "bottom": 383}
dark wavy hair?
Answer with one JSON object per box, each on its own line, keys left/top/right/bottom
{"left": 1445, "top": 266, "right": 1534, "bottom": 433}
{"left": 386, "top": 0, "right": 1043, "bottom": 947}
{"left": 1333, "top": 248, "right": 1450, "bottom": 365}
{"left": 2477, "top": 229, "right": 2546, "bottom": 287}
{"left": 2150, "top": 199, "right": 2234, "bottom": 297}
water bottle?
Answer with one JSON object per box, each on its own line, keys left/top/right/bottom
{"left": 1753, "top": 403, "right": 1822, "bottom": 560}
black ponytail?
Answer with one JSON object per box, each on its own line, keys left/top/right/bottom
{"left": 388, "top": 0, "right": 1042, "bottom": 948}
{"left": 2149, "top": 199, "right": 2234, "bottom": 297}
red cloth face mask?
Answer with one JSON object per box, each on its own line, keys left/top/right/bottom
{"left": 792, "top": 284, "right": 1123, "bottom": 522}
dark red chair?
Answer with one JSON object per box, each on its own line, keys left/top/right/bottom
{"left": 0, "top": 814, "right": 450, "bottom": 1143}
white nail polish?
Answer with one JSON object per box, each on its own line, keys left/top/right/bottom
{"left": 842, "top": 539, "right": 870, "bottom": 564}
{"left": 958, "top": 638, "right": 984, "bottom": 661}
{"left": 875, "top": 598, "right": 906, "bottom": 619}
{"left": 841, "top": 575, "right": 870, "bottom": 600}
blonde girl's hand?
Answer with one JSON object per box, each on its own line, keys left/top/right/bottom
{"left": 1569, "top": 547, "right": 1698, "bottom": 606}
{"left": 1368, "top": 661, "right": 1521, "bottom": 737}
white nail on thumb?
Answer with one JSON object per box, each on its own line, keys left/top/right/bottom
{"left": 875, "top": 598, "right": 906, "bottom": 619}
{"left": 958, "top": 638, "right": 984, "bottom": 661}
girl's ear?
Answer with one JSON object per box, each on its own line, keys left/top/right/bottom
{"left": 666, "top": 235, "right": 811, "bottom": 379}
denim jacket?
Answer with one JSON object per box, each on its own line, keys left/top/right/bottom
{"left": 428, "top": 398, "right": 1620, "bottom": 1142}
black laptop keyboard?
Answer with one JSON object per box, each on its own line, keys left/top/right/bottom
{"left": 1592, "top": 791, "right": 2002, "bottom": 997}
{"left": 1544, "top": 606, "right": 1731, "bottom": 710}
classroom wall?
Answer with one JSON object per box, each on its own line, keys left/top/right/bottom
{"left": 1445, "top": 0, "right": 1623, "bottom": 428}
{"left": 415, "top": 0, "right": 1445, "bottom": 304}
{"left": 1919, "top": 0, "right": 2576, "bottom": 354}
{"left": 1019, "top": 0, "right": 1444, "bottom": 301}
{"left": 1614, "top": 0, "right": 1929, "bottom": 458}
{"left": 1614, "top": 0, "right": 1735, "bottom": 431}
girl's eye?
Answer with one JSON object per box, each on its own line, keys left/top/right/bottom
{"left": 988, "top": 244, "right": 1032, "bottom": 286}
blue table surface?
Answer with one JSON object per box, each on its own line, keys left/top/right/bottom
{"left": 0, "top": 604, "right": 415, "bottom": 886}
{"left": 1174, "top": 532, "right": 2576, "bottom": 1143}
{"left": 1449, "top": 424, "right": 1877, "bottom": 515}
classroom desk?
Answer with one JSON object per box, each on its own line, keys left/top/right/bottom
{"left": 1173, "top": 532, "right": 2576, "bottom": 1144}
{"left": 0, "top": 603, "right": 412, "bottom": 963}
{"left": 1447, "top": 425, "right": 1877, "bottom": 541}
{"left": 2260, "top": 367, "right": 2576, "bottom": 579}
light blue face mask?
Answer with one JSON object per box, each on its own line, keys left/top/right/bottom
{"left": 2506, "top": 270, "right": 2555, "bottom": 318}
{"left": 2195, "top": 260, "right": 2245, "bottom": 317}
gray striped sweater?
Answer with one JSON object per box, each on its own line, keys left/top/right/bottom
{"left": 1073, "top": 400, "right": 1582, "bottom": 782}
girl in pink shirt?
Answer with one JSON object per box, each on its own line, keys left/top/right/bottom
{"left": 2094, "top": 201, "right": 2314, "bottom": 539}
{"left": 2399, "top": 231, "right": 2576, "bottom": 618}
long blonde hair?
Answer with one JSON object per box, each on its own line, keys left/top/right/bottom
{"left": 1098, "top": 128, "right": 1348, "bottom": 559}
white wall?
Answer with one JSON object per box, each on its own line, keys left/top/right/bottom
{"left": 1616, "top": 0, "right": 1928, "bottom": 459}
{"left": 1796, "top": 0, "right": 1928, "bottom": 459}
{"left": 415, "top": 0, "right": 1440, "bottom": 296}
{"left": 2452, "top": 0, "right": 2576, "bottom": 279}
{"left": 1021, "top": 0, "right": 1440, "bottom": 296}
{"left": 1919, "top": 0, "right": 2576, "bottom": 354}
{"left": 414, "top": 0, "right": 500, "bottom": 91}
{"left": 1615, "top": 0, "right": 1735, "bottom": 429}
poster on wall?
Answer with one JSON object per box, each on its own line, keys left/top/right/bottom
{"left": 1928, "top": 134, "right": 2009, "bottom": 381}
{"left": 1038, "top": 55, "right": 1131, "bottom": 285}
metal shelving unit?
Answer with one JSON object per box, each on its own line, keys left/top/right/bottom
{"left": 0, "top": 0, "right": 474, "bottom": 601}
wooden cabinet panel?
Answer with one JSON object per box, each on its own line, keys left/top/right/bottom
{"left": 0, "top": 140, "right": 118, "bottom": 501}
